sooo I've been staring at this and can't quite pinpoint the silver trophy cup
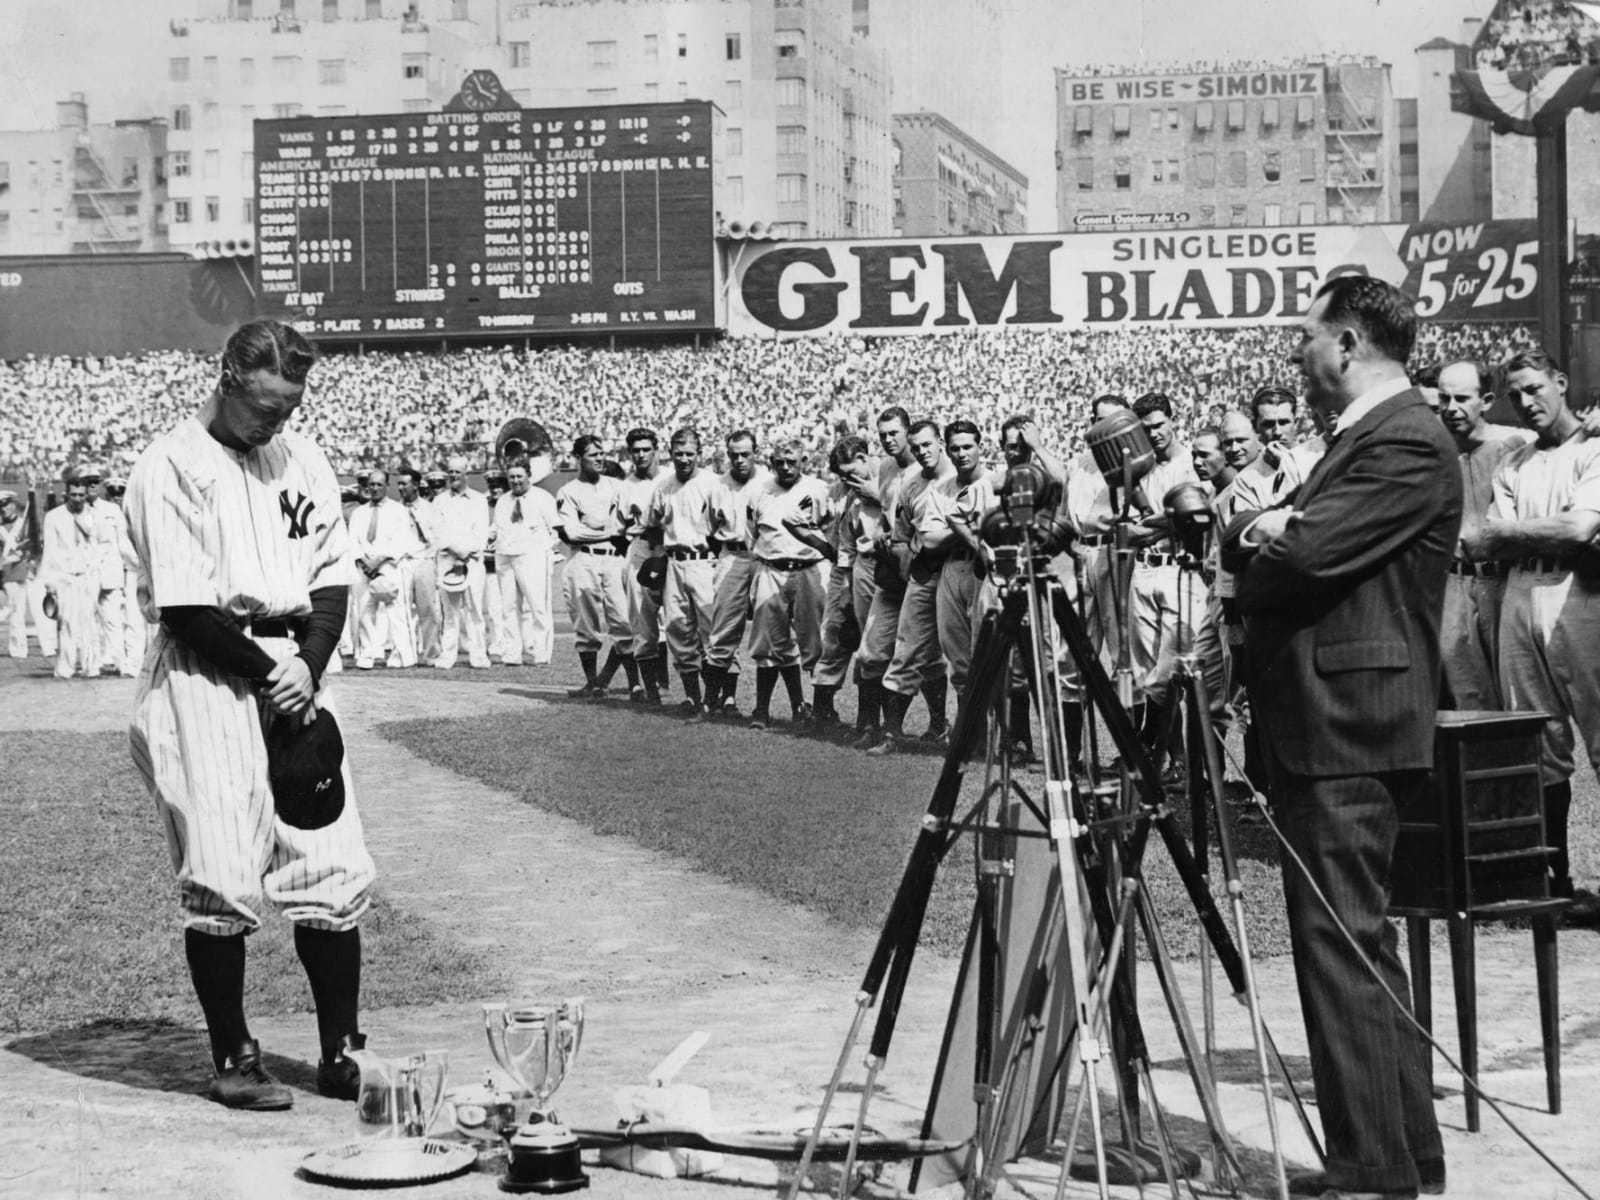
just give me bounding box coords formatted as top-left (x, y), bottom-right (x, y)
top-left (482, 999), bottom-right (588, 1194)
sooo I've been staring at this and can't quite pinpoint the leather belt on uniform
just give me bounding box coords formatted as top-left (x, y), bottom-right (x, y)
top-left (1079, 533), bottom-right (1112, 548)
top-left (1133, 550), bottom-right (1174, 567)
top-left (666, 546), bottom-right (716, 561)
top-left (249, 617), bottom-right (302, 640)
top-left (1517, 555), bottom-right (1575, 575)
top-left (1449, 559), bottom-right (1508, 579)
top-left (717, 540), bottom-right (749, 552)
top-left (575, 544), bottom-right (620, 556)
top-left (759, 556), bottom-right (821, 571)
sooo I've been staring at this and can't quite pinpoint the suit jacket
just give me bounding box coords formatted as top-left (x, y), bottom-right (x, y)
top-left (1221, 387), bottom-right (1462, 777)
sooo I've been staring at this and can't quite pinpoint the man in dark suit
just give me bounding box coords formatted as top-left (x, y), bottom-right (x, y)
top-left (1223, 276), bottom-right (1459, 1200)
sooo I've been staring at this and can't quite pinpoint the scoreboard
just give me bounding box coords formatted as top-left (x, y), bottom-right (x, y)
top-left (253, 101), bottom-right (717, 339)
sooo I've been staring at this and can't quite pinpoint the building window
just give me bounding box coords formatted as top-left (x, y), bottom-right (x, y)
top-left (777, 173), bottom-right (806, 203)
top-left (202, 103), bottom-right (219, 130)
top-left (1112, 105), bottom-right (1130, 136)
top-left (1262, 98), bottom-right (1279, 129)
top-left (170, 151), bottom-right (190, 177)
top-left (280, 0), bottom-right (295, 11)
top-left (1264, 202), bottom-right (1281, 225)
top-left (453, 0), bottom-right (469, 17)
top-left (1074, 106), bottom-right (1093, 136)
top-left (1195, 102), bottom-right (1213, 131)
top-left (778, 125), bottom-right (805, 155)
top-left (205, 196), bottom-right (220, 223)
top-left (1228, 150), bottom-right (1246, 187)
top-left (232, 0), bottom-right (253, 16)
top-left (727, 128), bottom-right (742, 158)
top-left (1230, 202), bottom-right (1248, 225)
top-left (243, 197), bottom-right (255, 223)
top-left (241, 104), bottom-right (255, 125)
top-left (1167, 106), bottom-right (1179, 128)
top-left (402, 53), bottom-right (426, 79)
top-left (323, 0), bottom-right (338, 19)
top-left (273, 102), bottom-right (302, 117)
top-left (1195, 151), bottom-right (1215, 187)
top-left (1198, 204), bottom-right (1214, 225)
top-left (403, 99), bottom-right (430, 112)
top-left (242, 151), bottom-right (254, 180)
top-left (777, 77), bottom-right (804, 107)
top-left (1263, 151), bottom-right (1280, 182)
top-left (727, 176), bottom-right (743, 207)
top-left (677, 32), bottom-right (687, 57)
top-left (172, 105), bottom-right (191, 130)
top-left (203, 150), bottom-right (220, 178)
top-left (587, 87), bottom-right (617, 100)
top-left (1296, 96), bottom-right (1315, 125)
top-left (644, 82), bottom-right (658, 99)
top-left (845, 200), bottom-right (857, 228)
top-left (1299, 201), bottom-right (1317, 224)
top-left (367, 0), bottom-right (381, 15)
top-left (173, 199), bottom-right (191, 223)
top-left (1300, 147), bottom-right (1316, 180)
top-left (1149, 109), bottom-right (1163, 132)
top-left (510, 42), bottom-right (530, 68)
top-left (320, 58), bottom-right (345, 84)
top-left (202, 56), bottom-right (219, 83)
top-left (677, 80), bottom-right (688, 99)
top-left (1075, 156), bottom-right (1093, 190)
top-left (240, 58), bottom-right (255, 85)
top-left (644, 34), bottom-right (658, 61)
top-left (1113, 157), bottom-right (1130, 189)
top-left (725, 33), bottom-right (741, 61)
top-left (273, 55), bottom-right (300, 83)
top-left (1226, 99), bottom-right (1245, 130)
top-left (170, 57), bottom-right (190, 81)
top-left (1150, 159), bottom-right (1164, 184)
top-left (589, 40), bottom-right (616, 67)
top-left (725, 79), bottom-right (742, 110)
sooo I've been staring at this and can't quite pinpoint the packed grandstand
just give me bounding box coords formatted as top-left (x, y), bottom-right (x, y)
top-left (0, 322), bottom-right (1538, 482)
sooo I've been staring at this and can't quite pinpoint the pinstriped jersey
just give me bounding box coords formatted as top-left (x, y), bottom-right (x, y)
top-left (126, 415), bottom-right (353, 625)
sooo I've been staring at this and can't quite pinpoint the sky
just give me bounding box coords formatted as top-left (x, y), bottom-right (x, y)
top-left (0, 0), bottom-right (1490, 226)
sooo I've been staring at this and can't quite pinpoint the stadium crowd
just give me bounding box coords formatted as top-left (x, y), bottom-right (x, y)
top-left (0, 322), bottom-right (1537, 485)
top-left (1474, 0), bottom-right (1600, 72)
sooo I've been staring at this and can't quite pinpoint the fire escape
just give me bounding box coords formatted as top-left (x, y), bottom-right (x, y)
top-left (72, 141), bottom-right (144, 253)
top-left (1324, 65), bottom-right (1385, 223)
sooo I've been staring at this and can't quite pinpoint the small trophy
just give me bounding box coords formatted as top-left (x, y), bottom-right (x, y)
top-left (483, 999), bottom-right (588, 1194)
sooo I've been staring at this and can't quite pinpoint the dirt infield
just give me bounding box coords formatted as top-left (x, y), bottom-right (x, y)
top-left (3, 667), bottom-right (1598, 1199)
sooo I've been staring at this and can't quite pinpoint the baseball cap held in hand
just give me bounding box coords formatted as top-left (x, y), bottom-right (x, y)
top-left (267, 707), bottom-right (346, 830)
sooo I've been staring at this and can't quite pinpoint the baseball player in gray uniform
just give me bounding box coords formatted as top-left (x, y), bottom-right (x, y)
top-left (125, 320), bottom-right (375, 1110)
top-left (1462, 347), bottom-right (1600, 923)
top-left (617, 428), bottom-right (669, 701)
top-left (701, 430), bottom-right (769, 716)
top-left (643, 427), bottom-right (723, 711)
top-left (557, 435), bottom-right (636, 698)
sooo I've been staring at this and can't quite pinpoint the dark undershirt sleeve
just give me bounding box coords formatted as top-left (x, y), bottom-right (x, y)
top-left (160, 606), bottom-right (278, 680)
top-left (296, 586), bottom-right (348, 687)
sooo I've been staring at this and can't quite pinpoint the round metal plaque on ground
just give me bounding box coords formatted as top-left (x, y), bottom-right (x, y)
top-left (299, 1138), bottom-right (478, 1188)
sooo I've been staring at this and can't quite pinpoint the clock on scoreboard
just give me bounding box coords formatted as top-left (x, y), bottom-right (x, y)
top-left (253, 97), bottom-right (717, 339)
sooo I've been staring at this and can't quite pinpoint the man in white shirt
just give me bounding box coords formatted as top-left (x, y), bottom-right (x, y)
top-left (40, 471), bottom-right (101, 679)
top-left (430, 455), bottom-right (491, 669)
top-left (349, 467), bottom-right (416, 669)
top-left (394, 467), bottom-right (439, 665)
top-left (492, 460), bottom-right (559, 666)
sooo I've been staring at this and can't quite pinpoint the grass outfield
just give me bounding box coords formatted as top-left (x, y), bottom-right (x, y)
top-left (0, 729), bottom-right (508, 1035)
top-left (380, 696), bottom-right (1299, 964)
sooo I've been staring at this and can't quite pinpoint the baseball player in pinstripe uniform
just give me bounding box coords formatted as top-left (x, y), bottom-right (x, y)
top-left (643, 427), bottom-right (722, 712)
top-left (806, 436), bottom-right (876, 731)
top-left (850, 407), bottom-right (918, 747)
top-left (744, 438), bottom-right (833, 728)
top-left (701, 430), bottom-right (769, 717)
top-left (933, 420), bottom-right (998, 719)
top-left (1462, 348), bottom-right (1600, 923)
top-left (558, 435), bottom-right (637, 698)
top-left (617, 428), bottom-right (670, 701)
top-left (125, 320), bottom-right (375, 1111)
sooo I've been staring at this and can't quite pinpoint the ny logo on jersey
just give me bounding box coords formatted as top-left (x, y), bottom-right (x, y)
top-left (280, 490), bottom-right (315, 539)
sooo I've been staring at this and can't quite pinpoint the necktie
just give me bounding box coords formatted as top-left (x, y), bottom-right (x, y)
top-left (408, 505), bottom-right (425, 541)
top-left (512, 497), bottom-right (523, 524)
top-left (367, 502), bottom-right (380, 540)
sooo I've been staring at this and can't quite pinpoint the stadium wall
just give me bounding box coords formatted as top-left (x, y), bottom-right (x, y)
top-left (0, 254), bottom-right (257, 358)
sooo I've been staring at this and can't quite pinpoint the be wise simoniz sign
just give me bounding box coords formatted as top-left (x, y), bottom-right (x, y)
top-left (724, 221), bottom-right (1540, 338)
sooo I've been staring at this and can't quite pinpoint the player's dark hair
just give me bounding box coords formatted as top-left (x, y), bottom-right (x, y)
top-left (625, 427), bottom-right (659, 448)
top-left (830, 434), bottom-right (871, 471)
top-left (396, 466), bottom-right (421, 485)
top-left (669, 427), bottom-right (701, 450)
top-left (1504, 347), bottom-right (1564, 377)
top-left (944, 419), bottom-right (980, 444)
top-left (725, 429), bottom-right (757, 451)
top-left (1001, 414), bottom-right (1032, 438)
top-left (1438, 359), bottom-right (1493, 396)
top-left (907, 418), bottom-right (941, 440)
top-left (1313, 274), bottom-right (1418, 366)
top-left (1133, 391), bottom-right (1174, 419)
top-left (221, 319), bottom-right (316, 390)
top-left (1089, 394), bottom-right (1128, 420)
top-left (877, 405), bottom-right (912, 430)
top-left (1250, 385), bottom-right (1298, 421)
top-left (1410, 361), bottom-right (1443, 390)
top-left (572, 434), bottom-right (604, 458)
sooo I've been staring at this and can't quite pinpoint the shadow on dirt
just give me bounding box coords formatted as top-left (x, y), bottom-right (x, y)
top-left (6, 1017), bottom-right (319, 1096)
